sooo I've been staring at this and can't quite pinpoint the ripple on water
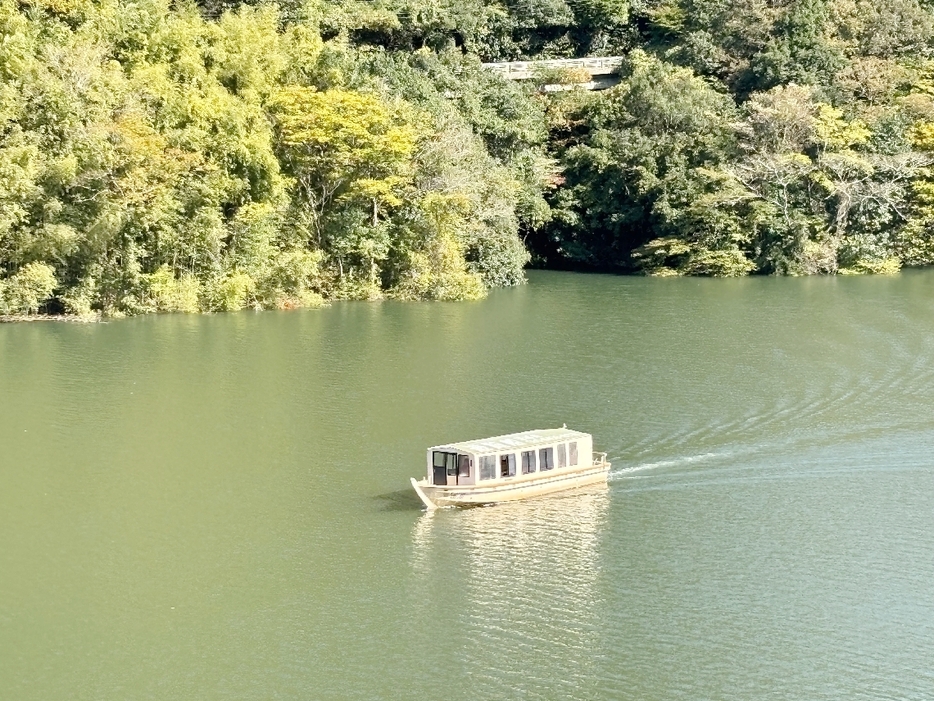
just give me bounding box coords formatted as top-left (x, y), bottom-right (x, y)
top-left (6, 272), bottom-right (934, 700)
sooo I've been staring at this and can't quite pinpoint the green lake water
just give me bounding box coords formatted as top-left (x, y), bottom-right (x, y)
top-left (2, 270), bottom-right (934, 699)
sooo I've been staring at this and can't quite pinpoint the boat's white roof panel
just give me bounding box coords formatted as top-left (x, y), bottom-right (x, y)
top-left (430, 428), bottom-right (590, 455)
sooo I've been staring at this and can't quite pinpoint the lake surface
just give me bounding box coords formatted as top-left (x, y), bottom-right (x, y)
top-left (3, 270), bottom-right (934, 700)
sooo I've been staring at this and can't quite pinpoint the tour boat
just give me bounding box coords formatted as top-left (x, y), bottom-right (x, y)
top-left (410, 427), bottom-right (610, 510)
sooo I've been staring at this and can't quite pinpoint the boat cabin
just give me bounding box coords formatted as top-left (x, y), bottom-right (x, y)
top-left (426, 428), bottom-right (594, 487)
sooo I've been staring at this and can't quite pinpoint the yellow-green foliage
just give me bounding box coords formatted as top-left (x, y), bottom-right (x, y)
top-left (13, 0), bottom-right (934, 299)
top-left (839, 257), bottom-right (902, 275)
top-left (0, 262), bottom-right (57, 315)
top-left (813, 104), bottom-right (871, 151)
top-left (632, 237), bottom-right (692, 273)
top-left (208, 272), bottom-right (257, 311)
top-left (633, 239), bottom-right (755, 277)
top-left (270, 86), bottom-right (421, 214)
top-left (679, 249), bottom-right (757, 277)
top-left (0, 0), bottom-right (536, 317)
top-left (534, 67), bottom-right (593, 87)
top-left (394, 192), bottom-right (486, 301)
top-left (144, 266), bottom-right (201, 313)
top-left (910, 122), bottom-right (934, 151)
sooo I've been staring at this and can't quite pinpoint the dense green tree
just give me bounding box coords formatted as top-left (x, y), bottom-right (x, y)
top-left (0, 0), bottom-right (541, 316)
top-left (751, 0), bottom-right (845, 90)
top-left (8, 0), bottom-right (934, 318)
top-left (547, 52), bottom-right (741, 270)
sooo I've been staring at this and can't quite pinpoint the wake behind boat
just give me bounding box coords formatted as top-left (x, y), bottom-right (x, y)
top-left (411, 427), bottom-right (610, 509)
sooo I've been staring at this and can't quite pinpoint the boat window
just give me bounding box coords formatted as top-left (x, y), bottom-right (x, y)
top-left (521, 450), bottom-right (536, 474)
top-left (500, 453), bottom-right (516, 477)
top-left (458, 454), bottom-right (471, 478)
top-left (569, 442), bottom-right (578, 466)
top-left (539, 447), bottom-right (555, 471)
top-left (446, 452), bottom-right (457, 476)
top-left (479, 455), bottom-right (497, 480)
top-left (557, 443), bottom-right (567, 468)
top-left (433, 451), bottom-right (447, 468)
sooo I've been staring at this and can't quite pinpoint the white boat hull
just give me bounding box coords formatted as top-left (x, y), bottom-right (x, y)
top-left (411, 461), bottom-right (611, 509)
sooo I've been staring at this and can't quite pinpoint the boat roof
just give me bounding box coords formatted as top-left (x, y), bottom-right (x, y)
top-left (430, 428), bottom-right (590, 455)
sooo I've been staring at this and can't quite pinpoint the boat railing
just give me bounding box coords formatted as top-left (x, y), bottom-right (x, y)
top-left (592, 452), bottom-right (608, 467)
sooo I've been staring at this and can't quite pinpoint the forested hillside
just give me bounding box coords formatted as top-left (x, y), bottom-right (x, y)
top-left (3, 0), bottom-right (934, 316)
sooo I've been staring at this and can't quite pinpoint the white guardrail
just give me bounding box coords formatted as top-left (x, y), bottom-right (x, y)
top-left (481, 56), bottom-right (626, 80)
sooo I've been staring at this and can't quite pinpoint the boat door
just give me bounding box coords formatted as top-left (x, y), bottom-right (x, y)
top-left (432, 451), bottom-right (456, 486)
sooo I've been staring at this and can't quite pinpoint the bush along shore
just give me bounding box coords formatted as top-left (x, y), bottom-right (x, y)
top-left (4, 0), bottom-right (934, 318)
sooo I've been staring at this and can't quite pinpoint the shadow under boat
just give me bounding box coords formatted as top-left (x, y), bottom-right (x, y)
top-left (372, 487), bottom-right (425, 512)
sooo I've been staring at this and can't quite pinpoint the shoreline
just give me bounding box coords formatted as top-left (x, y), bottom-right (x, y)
top-left (0, 266), bottom-right (918, 324)
top-left (0, 314), bottom-right (101, 324)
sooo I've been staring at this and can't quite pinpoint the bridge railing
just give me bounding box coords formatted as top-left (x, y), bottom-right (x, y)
top-left (481, 56), bottom-right (625, 79)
